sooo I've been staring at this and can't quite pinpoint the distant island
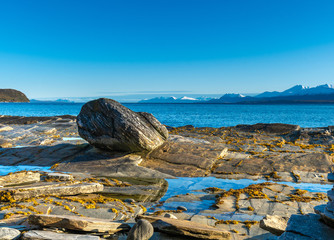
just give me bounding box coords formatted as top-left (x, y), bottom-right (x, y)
top-left (0, 89), bottom-right (29, 102)
top-left (139, 84), bottom-right (334, 104)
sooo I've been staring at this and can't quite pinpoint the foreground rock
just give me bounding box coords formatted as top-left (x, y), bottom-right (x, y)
top-left (317, 185), bottom-right (334, 228)
top-left (278, 213), bottom-right (334, 240)
top-left (22, 230), bottom-right (100, 240)
top-left (28, 214), bottom-right (130, 233)
top-left (260, 215), bottom-right (288, 236)
top-left (139, 215), bottom-right (231, 240)
top-left (0, 227), bottom-right (21, 239)
top-left (127, 219), bottom-right (154, 240)
top-left (0, 171), bottom-right (40, 186)
top-left (1, 182), bottom-right (104, 200)
top-left (77, 98), bottom-right (168, 152)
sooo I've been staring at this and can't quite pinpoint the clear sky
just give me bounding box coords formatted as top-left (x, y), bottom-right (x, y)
top-left (1, 0), bottom-right (334, 99)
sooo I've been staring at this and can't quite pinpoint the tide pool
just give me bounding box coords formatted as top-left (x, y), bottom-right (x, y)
top-left (161, 177), bottom-right (332, 201)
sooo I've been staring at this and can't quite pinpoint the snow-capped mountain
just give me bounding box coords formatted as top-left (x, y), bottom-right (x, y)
top-left (139, 96), bottom-right (212, 103)
top-left (208, 93), bottom-right (252, 103)
top-left (138, 84), bottom-right (334, 104)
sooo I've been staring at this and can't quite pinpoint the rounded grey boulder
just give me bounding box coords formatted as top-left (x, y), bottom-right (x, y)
top-left (77, 98), bottom-right (168, 152)
top-left (0, 227), bottom-right (21, 240)
top-left (127, 219), bottom-right (154, 240)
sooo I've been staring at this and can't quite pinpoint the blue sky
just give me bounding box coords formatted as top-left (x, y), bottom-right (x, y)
top-left (1, 0), bottom-right (334, 100)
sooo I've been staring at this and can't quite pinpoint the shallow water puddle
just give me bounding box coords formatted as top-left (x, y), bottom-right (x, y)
top-left (155, 177), bottom-right (333, 214)
top-left (0, 165), bottom-right (51, 176)
top-left (62, 137), bottom-right (83, 141)
top-left (161, 177), bottom-right (332, 201)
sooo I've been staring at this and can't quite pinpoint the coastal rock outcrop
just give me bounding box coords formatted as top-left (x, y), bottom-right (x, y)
top-left (77, 98), bottom-right (168, 152)
top-left (0, 89), bottom-right (29, 102)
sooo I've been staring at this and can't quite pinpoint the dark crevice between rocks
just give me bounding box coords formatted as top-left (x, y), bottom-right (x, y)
top-left (286, 230), bottom-right (313, 238)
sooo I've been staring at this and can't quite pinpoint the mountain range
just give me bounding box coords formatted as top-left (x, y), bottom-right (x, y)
top-left (139, 84), bottom-right (334, 104)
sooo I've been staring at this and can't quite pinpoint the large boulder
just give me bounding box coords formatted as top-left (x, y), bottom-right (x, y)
top-left (77, 98), bottom-right (168, 152)
top-left (127, 219), bottom-right (154, 240)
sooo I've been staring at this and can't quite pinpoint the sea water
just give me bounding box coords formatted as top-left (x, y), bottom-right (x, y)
top-left (1, 102), bottom-right (334, 128)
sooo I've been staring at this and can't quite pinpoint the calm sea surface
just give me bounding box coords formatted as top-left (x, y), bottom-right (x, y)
top-left (0, 102), bottom-right (334, 127)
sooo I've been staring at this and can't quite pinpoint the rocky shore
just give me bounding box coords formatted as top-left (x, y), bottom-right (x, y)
top-left (0, 98), bottom-right (333, 239)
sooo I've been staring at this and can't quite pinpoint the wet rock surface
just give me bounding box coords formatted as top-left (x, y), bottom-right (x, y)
top-left (77, 98), bottom-right (168, 152)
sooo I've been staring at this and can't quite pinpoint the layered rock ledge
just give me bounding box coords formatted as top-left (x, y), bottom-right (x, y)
top-left (0, 115), bottom-right (333, 183)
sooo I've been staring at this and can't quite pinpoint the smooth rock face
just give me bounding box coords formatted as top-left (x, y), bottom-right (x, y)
top-left (139, 215), bottom-right (231, 240)
top-left (77, 98), bottom-right (168, 152)
top-left (318, 187), bottom-right (334, 228)
top-left (45, 172), bottom-right (74, 181)
top-left (127, 219), bottom-right (154, 240)
top-left (22, 230), bottom-right (100, 240)
top-left (260, 215), bottom-right (288, 236)
top-left (278, 213), bottom-right (334, 240)
top-left (0, 227), bottom-right (21, 240)
top-left (0, 171), bottom-right (40, 187)
top-left (2, 182), bottom-right (103, 200)
top-left (28, 214), bottom-right (130, 233)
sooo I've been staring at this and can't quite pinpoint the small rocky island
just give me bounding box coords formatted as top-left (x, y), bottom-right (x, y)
top-left (0, 89), bottom-right (29, 102)
top-left (0, 98), bottom-right (333, 239)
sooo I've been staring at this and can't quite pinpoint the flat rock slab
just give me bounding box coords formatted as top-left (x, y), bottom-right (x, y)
top-left (1, 182), bottom-right (103, 200)
top-left (147, 142), bottom-right (226, 170)
top-left (278, 213), bottom-right (334, 240)
top-left (0, 227), bottom-right (21, 240)
top-left (45, 172), bottom-right (74, 181)
top-left (22, 230), bottom-right (100, 240)
top-left (28, 214), bottom-right (130, 233)
top-left (260, 215), bottom-right (288, 236)
top-left (138, 215), bottom-right (231, 240)
top-left (235, 123), bottom-right (300, 134)
top-left (0, 171), bottom-right (40, 186)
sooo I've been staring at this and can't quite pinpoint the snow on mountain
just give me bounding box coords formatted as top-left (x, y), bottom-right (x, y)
top-left (220, 93), bottom-right (246, 98)
top-left (138, 84), bottom-right (334, 103)
top-left (180, 96), bottom-right (197, 101)
top-left (208, 93), bottom-right (252, 103)
top-left (139, 96), bottom-right (211, 103)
